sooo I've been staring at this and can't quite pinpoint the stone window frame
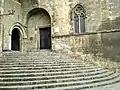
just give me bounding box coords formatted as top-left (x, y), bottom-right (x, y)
top-left (72, 4), bottom-right (86, 34)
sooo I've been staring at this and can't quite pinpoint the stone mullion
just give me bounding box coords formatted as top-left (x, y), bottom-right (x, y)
top-left (78, 15), bottom-right (81, 34)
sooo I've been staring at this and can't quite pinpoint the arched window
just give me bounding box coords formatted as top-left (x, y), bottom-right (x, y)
top-left (73, 4), bottom-right (86, 34)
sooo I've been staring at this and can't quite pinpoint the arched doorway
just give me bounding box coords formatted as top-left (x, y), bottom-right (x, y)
top-left (27, 8), bottom-right (52, 50)
top-left (11, 28), bottom-right (21, 51)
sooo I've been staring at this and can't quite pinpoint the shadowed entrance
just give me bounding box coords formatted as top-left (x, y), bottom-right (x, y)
top-left (11, 28), bottom-right (20, 51)
top-left (27, 8), bottom-right (52, 50)
top-left (40, 27), bottom-right (51, 49)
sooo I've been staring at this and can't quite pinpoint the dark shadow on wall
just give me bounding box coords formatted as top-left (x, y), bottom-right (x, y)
top-left (81, 34), bottom-right (103, 59)
top-left (96, 16), bottom-right (120, 63)
top-left (86, 31), bottom-right (120, 63)
top-left (81, 32), bottom-right (120, 71)
top-left (69, 16), bottom-right (120, 71)
top-left (101, 32), bottom-right (120, 63)
top-left (98, 16), bottom-right (120, 31)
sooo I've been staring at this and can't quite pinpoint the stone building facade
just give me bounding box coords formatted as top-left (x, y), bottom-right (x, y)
top-left (0, 0), bottom-right (120, 71)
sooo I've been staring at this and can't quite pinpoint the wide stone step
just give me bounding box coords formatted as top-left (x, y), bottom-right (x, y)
top-left (0, 51), bottom-right (120, 90)
top-left (0, 66), bottom-right (99, 72)
top-left (0, 64), bottom-right (94, 69)
top-left (0, 64), bottom-right (95, 68)
top-left (0, 69), bottom-right (108, 78)
top-left (0, 58), bottom-right (83, 61)
top-left (0, 61), bottom-right (86, 65)
top-left (1, 55), bottom-right (65, 58)
top-left (0, 68), bottom-right (104, 75)
top-left (40, 77), bottom-right (120, 90)
top-left (0, 74), bottom-right (119, 89)
top-left (0, 68), bottom-right (105, 76)
top-left (0, 62), bottom-right (85, 65)
top-left (0, 72), bottom-right (119, 86)
top-left (0, 62), bottom-right (93, 66)
top-left (1, 57), bottom-right (58, 60)
top-left (0, 71), bottom-right (114, 82)
top-left (0, 60), bottom-right (95, 67)
top-left (0, 58), bottom-right (84, 62)
top-left (0, 59), bottom-right (83, 62)
top-left (0, 65), bottom-right (99, 70)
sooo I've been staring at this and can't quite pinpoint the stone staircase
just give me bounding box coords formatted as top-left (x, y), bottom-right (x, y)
top-left (0, 51), bottom-right (120, 90)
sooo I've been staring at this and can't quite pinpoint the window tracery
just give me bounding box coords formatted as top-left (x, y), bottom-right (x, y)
top-left (73, 4), bottom-right (86, 34)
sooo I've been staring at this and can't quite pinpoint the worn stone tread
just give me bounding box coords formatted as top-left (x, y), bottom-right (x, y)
top-left (0, 51), bottom-right (119, 89)
top-left (0, 75), bottom-right (120, 89)
top-left (0, 71), bottom-right (114, 81)
top-left (0, 68), bottom-right (107, 77)
top-left (0, 72), bottom-right (118, 85)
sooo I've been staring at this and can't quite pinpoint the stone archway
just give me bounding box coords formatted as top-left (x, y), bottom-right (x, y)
top-left (27, 8), bottom-right (52, 50)
top-left (9, 23), bottom-right (27, 51)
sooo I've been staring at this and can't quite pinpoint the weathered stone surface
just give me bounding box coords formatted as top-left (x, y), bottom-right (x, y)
top-left (0, 0), bottom-right (120, 72)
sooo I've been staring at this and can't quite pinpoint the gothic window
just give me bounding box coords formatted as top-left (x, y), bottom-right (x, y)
top-left (73, 4), bottom-right (86, 34)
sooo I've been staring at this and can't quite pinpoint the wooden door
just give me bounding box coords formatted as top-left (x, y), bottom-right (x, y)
top-left (40, 27), bottom-right (51, 49)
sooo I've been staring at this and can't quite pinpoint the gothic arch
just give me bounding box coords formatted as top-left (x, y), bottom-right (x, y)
top-left (9, 22), bottom-right (27, 39)
top-left (72, 4), bottom-right (86, 17)
top-left (9, 23), bottom-right (27, 51)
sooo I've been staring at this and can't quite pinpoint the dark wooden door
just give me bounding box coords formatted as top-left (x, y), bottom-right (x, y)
top-left (40, 27), bottom-right (51, 49)
top-left (11, 29), bottom-right (20, 51)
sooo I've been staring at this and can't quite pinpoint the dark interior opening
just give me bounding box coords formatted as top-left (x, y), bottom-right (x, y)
top-left (40, 27), bottom-right (51, 49)
top-left (11, 28), bottom-right (20, 51)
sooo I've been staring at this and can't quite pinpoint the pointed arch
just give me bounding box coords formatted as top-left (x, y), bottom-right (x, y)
top-left (72, 4), bottom-right (86, 17)
top-left (9, 22), bottom-right (27, 51)
top-left (9, 22), bottom-right (27, 39)
top-left (72, 4), bottom-right (86, 34)
top-left (11, 28), bottom-right (21, 51)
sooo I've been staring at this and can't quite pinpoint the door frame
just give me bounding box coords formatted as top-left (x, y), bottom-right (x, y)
top-left (9, 23), bottom-right (27, 52)
top-left (36, 26), bottom-right (52, 50)
top-left (11, 28), bottom-right (21, 51)
top-left (40, 27), bottom-right (51, 49)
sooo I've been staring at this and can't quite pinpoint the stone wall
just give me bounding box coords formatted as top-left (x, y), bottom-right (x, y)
top-left (20, 0), bottom-right (72, 51)
top-left (0, 0), bottom-right (114, 51)
top-left (53, 30), bottom-right (120, 72)
top-left (0, 0), bottom-right (72, 51)
top-left (52, 36), bottom-right (71, 53)
top-left (1, 0), bottom-right (23, 51)
top-left (52, 0), bottom-right (120, 72)
top-left (0, 0), bottom-right (3, 52)
top-left (98, 0), bottom-right (120, 31)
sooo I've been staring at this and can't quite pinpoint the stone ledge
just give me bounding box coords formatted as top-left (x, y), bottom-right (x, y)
top-left (52, 29), bottom-right (120, 38)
